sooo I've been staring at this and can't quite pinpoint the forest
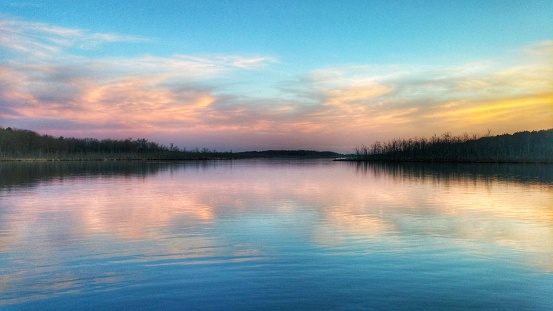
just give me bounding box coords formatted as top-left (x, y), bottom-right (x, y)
top-left (0, 127), bottom-right (340, 160)
top-left (351, 129), bottom-right (553, 163)
top-left (0, 127), bottom-right (234, 160)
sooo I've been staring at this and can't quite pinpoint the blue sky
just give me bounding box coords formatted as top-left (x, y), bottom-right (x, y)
top-left (1, 1), bottom-right (552, 151)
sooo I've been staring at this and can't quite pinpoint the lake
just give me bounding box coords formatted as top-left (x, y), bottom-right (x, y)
top-left (1, 160), bottom-right (552, 310)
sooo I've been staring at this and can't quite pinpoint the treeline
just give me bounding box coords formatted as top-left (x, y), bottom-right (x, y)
top-left (0, 127), bottom-right (341, 161)
top-left (352, 129), bottom-right (553, 163)
top-left (0, 127), bottom-right (232, 160)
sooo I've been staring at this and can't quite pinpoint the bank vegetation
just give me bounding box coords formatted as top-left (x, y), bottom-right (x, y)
top-left (0, 127), bottom-right (234, 160)
top-left (351, 129), bottom-right (553, 163)
top-left (0, 127), bottom-right (340, 161)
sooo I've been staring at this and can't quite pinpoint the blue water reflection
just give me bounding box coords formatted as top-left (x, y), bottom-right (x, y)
top-left (1, 160), bottom-right (552, 310)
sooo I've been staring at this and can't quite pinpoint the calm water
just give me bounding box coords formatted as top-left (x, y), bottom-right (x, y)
top-left (1, 160), bottom-right (552, 310)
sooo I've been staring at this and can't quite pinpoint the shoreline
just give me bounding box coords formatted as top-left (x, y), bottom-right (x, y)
top-left (2, 157), bottom-right (552, 164)
top-left (0, 157), bottom-right (238, 162)
top-left (0, 155), bottom-right (338, 162)
top-left (334, 158), bottom-right (553, 164)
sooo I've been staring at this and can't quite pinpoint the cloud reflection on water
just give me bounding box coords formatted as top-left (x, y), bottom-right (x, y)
top-left (1, 160), bottom-right (552, 273)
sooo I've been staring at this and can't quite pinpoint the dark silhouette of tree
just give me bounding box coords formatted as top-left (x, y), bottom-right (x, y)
top-left (0, 127), bottom-right (234, 160)
top-left (352, 129), bottom-right (553, 163)
top-left (0, 127), bottom-right (342, 160)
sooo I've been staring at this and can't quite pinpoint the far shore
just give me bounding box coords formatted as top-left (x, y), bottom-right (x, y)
top-left (3, 157), bottom-right (552, 164)
top-left (0, 151), bottom-right (342, 162)
top-left (333, 158), bottom-right (553, 164)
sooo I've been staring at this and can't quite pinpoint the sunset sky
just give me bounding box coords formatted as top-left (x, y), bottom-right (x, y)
top-left (1, 1), bottom-right (552, 152)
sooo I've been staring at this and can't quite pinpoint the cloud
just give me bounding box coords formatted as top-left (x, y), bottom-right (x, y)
top-left (0, 17), bottom-right (147, 57)
top-left (1, 16), bottom-right (551, 151)
top-left (0, 18), bottom-right (278, 139)
top-left (523, 40), bottom-right (553, 59)
top-left (293, 44), bottom-right (553, 142)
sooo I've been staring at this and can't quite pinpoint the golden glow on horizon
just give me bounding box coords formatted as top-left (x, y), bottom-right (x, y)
top-left (430, 94), bottom-right (553, 129)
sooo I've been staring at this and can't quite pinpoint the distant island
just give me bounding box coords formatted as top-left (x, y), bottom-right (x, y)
top-left (342, 129), bottom-right (553, 163)
top-left (0, 127), bottom-right (341, 161)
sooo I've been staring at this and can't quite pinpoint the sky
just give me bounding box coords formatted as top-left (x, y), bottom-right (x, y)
top-left (1, 1), bottom-right (552, 152)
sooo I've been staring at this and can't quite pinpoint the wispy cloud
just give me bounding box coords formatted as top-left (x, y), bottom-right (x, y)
top-left (0, 18), bottom-right (147, 57)
top-left (294, 44), bottom-right (553, 143)
top-left (0, 18), bottom-right (280, 145)
top-left (1, 17), bottom-right (551, 151)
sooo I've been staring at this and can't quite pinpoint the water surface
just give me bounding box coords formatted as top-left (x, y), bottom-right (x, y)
top-left (1, 160), bottom-right (552, 310)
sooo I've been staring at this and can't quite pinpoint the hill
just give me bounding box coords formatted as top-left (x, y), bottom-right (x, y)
top-left (234, 150), bottom-right (341, 159)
